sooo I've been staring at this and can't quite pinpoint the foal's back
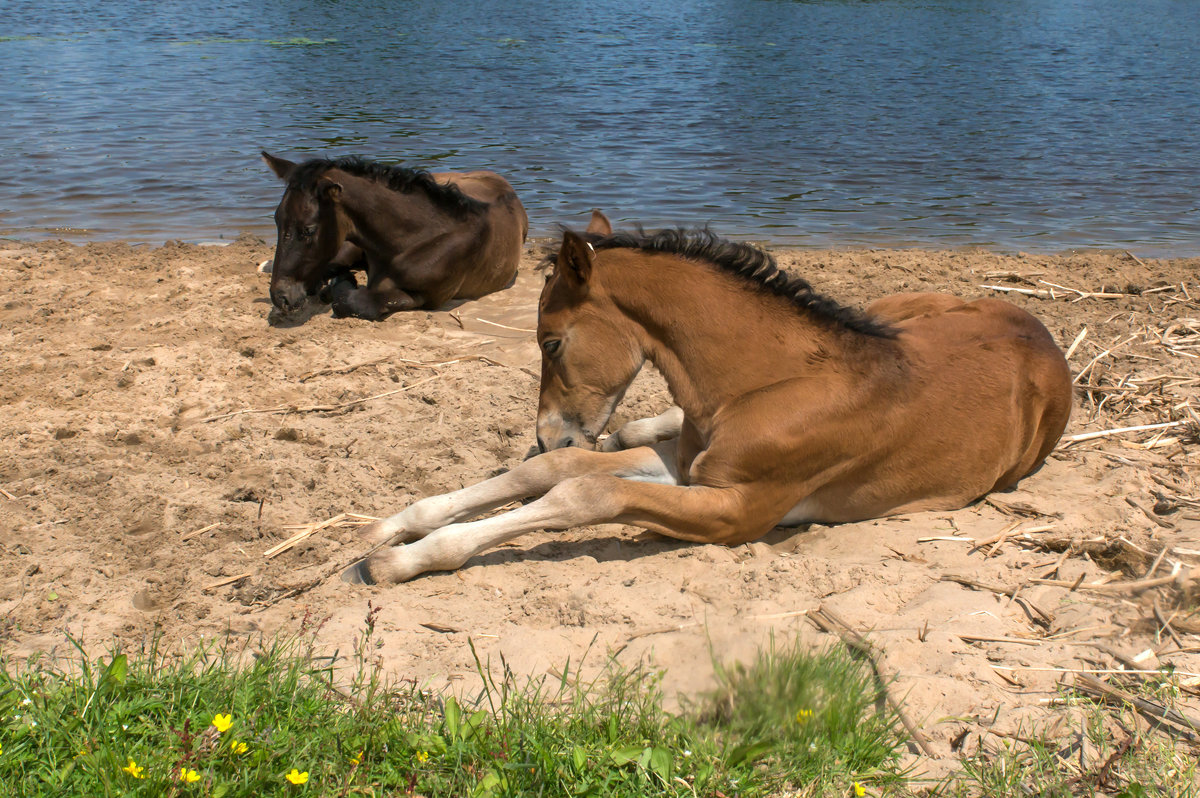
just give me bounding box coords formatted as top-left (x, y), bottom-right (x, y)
top-left (834, 292), bottom-right (1072, 518)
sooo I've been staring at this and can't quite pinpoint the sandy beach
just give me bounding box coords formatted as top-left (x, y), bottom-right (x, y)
top-left (2, 236), bottom-right (1199, 773)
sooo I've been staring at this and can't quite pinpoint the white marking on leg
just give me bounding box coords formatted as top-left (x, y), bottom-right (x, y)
top-left (602, 406), bottom-right (685, 451)
top-left (358, 443), bottom-right (679, 547)
top-left (370, 475), bottom-right (615, 581)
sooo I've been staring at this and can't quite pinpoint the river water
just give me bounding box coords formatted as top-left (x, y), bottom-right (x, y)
top-left (2, 0), bottom-right (1198, 254)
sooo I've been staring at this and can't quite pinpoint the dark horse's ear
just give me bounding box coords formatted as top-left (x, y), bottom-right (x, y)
top-left (262, 151), bottom-right (297, 181)
top-left (317, 177), bottom-right (343, 204)
top-left (556, 230), bottom-right (594, 286)
top-left (585, 210), bottom-right (612, 236)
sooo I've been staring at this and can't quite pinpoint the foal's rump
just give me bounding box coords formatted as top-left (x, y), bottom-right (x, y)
top-left (862, 292), bottom-right (1072, 515)
top-left (436, 170), bottom-right (520, 204)
top-left (865, 291), bottom-right (968, 324)
top-left (434, 170), bottom-right (529, 299)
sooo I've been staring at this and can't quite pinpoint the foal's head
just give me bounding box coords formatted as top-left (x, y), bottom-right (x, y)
top-left (537, 225), bottom-right (644, 452)
top-left (262, 151), bottom-right (351, 312)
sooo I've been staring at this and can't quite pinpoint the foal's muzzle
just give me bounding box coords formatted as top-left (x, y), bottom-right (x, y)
top-left (537, 434), bottom-right (580, 453)
top-left (270, 281), bottom-right (308, 312)
top-left (535, 413), bottom-right (592, 453)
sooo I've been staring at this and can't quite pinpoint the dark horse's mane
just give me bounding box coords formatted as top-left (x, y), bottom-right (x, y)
top-left (287, 156), bottom-right (486, 218)
top-left (565, 228), bottom-right (895, 338)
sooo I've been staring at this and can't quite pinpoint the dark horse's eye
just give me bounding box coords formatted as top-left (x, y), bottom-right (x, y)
top-left (300, 225), bottom-right (317, 239)
top-left (541, 339), bottom-right (561, 356)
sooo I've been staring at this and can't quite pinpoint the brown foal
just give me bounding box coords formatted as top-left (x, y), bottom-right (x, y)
top-left (263, 152), bottom-right (527, 320)
top-left (345, 225), bottom-right (1072, 584)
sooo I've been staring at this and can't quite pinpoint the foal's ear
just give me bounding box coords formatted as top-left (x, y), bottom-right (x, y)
top-left (261, 151), bottom-right (297, 181)
top-left (556, 230), bottom-right (594, 285)
top-left (585, 209), bottom-right (612, 236)
top-left (317, 177), bottom-right (343, 204)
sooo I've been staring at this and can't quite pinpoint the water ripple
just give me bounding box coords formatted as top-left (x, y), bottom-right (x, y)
top-left (0, 0), bottom-right (1198, 255)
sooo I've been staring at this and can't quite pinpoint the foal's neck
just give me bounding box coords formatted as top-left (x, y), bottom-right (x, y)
top-left (336, 171), bottom-right (463, 246)
top-left (605, 252), bottom-right (881, 424)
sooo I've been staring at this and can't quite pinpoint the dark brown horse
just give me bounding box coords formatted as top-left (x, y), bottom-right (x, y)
top-left (262, 152), bottom-right (528, 319)
top-left (342, 225), bottom-right (1072, 583)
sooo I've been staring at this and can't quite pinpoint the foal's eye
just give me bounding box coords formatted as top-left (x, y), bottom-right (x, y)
top-left (541, 339), bottom-right (561, 356)
top-left (300, 225), bottom-right (317, 239)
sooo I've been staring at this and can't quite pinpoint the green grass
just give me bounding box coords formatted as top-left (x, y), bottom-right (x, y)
top-left (3, 609), bottom-right (1196, 797)
top-left (0, 610), bottom-right (904, 797)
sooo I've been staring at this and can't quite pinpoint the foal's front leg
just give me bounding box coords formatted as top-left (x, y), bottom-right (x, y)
top-left (601, 406), bottom-right (684, 452)
top-left (346, 462), bottom-right (776, 585)
top-left (327, 278), bottom-right (423, 319)
top-left (352, 441), bottom-right (681, 547)
top-left (345, 444), bottom-right (681, 584)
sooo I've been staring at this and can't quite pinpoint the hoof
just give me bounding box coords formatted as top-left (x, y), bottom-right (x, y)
top-left (319, 273), bottom-right (357, 305)
top-left (341, 559), bottom-right (375, 585)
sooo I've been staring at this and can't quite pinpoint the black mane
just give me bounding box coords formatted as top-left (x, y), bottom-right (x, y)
top-left (580, 228), bottom-right (895, 338)
top-left (287, 156), bottom-right (486, 217)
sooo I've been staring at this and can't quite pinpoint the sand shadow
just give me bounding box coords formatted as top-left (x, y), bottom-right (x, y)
top-left (424, 523), bottom-right (821, 578)
top-left (264, 298), bottom-right (331, 328)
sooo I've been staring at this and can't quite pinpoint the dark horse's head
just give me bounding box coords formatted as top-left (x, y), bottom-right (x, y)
top-left (262, 151), bottom-right (352, 313)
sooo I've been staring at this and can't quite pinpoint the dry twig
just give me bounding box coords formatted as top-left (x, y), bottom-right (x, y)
top-left (806, 605), bottom-right (937, 757)
top-left (296, 356), bottom-right (390, 382)
top-left (266, 513), bottom-right (379, 559)
top-left (939, 574), bottom-right (1052, 626)
top-left (1073, 674), bottom-right (1200, 742)
top-left (202, 572), bottom-right (253, 592)
top-left (181, 522), bottom-right (220, 542)
top-left (1034, 567), bottom-right (1198, 595)
top-left (1062, 420), bottom-right (1188, 444)
top-left (201, 375), bottom-right (442, 423)
top-left (1064, 326), bottom-right (1089, 360)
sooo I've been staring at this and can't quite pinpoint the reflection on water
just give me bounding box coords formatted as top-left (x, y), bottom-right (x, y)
top-left (1, 0), bottom-right (1198, 255)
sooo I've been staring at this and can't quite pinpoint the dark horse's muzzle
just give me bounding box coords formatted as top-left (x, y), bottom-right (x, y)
top-left (270, 280), bottom-right (308, 313)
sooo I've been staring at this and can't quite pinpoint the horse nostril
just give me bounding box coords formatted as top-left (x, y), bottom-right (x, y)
top-left (536, 436), bottom-right (549, 454)
top-left (563, 437), bottom-right (575, 448)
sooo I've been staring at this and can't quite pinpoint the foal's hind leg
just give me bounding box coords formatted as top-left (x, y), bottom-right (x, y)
top-left (354, 442), bottom-right (682, 547)
top-left (600, 407), bottom-right (684, 452)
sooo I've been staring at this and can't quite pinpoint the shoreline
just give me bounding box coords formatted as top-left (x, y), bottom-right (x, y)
top-left (2, 229), bottom-right (1197, 260)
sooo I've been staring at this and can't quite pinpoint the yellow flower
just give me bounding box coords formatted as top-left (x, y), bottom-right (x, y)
top-left (0, 742), bottom-right (3, 755)
top-left (122, 759), bottom-right (145, 779)
top-left (211, 713), bottom-right (233, 733)
top-left (179, 767), bottom-right (201, 783)
top-left (285, 768), bottom-right (310, 785)
top-left (795, 708), bottom-right (813, 723)
top-left (349, 751), bottom-right (363, 766)
top-left (853, 782), bottom-right (866, 797)
top-left (415, 750), bottom-right (429, 763)
top-left (230, 739), bottom-right (249, 755)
